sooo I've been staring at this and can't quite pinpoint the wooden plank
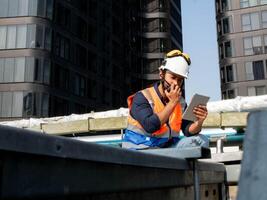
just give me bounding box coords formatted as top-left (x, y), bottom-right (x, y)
top-left (42, 120), bottom-right (89, 135)
top-left (203, 113), bottom-right (221, 127)
top-left (221, 112), bottom-right (248, 127)
top-left (30, 112), bottom-right (249, 135)
top-left (89, 116), bottom-right (127, 131)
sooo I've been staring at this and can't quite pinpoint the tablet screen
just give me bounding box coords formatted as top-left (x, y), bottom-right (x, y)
top-left (182, 94), bottom-right (210, 121)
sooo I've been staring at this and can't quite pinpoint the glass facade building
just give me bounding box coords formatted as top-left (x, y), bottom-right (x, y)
top-left (216, 0), bottom-right (267, 99)
top-left (0, 0), bottom-right (182, 120)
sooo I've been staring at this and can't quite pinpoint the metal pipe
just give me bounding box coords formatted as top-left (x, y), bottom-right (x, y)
top-left (216, 139), bottom-right (224, 153)
top-left (193, 160), bottom-right (200, 200)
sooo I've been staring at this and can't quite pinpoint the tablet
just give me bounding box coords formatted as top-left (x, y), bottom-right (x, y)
top-left (182, 94), bottom-right (210, 121)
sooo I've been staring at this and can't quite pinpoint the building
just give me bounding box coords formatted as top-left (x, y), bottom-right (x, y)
top-left (215, 0), bottom-right (267, 99)
top-left (0, 0), bottom-right (182, 120)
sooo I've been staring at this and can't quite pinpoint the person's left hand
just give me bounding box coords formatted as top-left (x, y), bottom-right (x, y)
top-left (193, 105), bottom-right (208, 122)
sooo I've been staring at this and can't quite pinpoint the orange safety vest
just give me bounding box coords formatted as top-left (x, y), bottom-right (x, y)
top-left (127, 86), bottom-right (182, 139)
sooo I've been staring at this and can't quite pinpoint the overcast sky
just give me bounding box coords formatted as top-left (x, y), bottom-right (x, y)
top-left (181, 0), bottom-right (221, 102)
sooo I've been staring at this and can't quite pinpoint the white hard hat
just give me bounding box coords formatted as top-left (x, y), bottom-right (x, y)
top-left (159, 56), bottom-right (190, 78)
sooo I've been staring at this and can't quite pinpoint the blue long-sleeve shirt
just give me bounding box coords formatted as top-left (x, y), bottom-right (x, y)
top-left (130, 82), bottom-right (194, 136)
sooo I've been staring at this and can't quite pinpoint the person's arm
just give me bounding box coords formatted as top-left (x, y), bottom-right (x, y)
top-left (188, 105), bottom-right (208, 134)
top-left (157, 84), bottom-right (182, 126)
top-left (130, 92), bottom-right (161, 133)
top-left (181, 119), bottom-right (193, 136)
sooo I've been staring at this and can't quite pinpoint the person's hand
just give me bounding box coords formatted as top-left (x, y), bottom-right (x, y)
top-left (165, 83), bottom-right (181, 104)
top-left (193, 105), bottom-right (208, 122)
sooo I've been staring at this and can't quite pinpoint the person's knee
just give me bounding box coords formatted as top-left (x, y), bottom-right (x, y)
top-left (196, 134), bottom-right (209, 148)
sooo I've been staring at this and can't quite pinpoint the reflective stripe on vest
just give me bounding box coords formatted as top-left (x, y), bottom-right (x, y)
top-left (127, 86), bottom-right (182, 139)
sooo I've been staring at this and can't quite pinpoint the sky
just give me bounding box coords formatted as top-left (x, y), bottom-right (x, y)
top-left (181, 0), bottom-right (221, 102)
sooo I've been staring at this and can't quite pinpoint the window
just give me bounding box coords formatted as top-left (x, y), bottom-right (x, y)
top-left (18, 0), bottom-right (29, 16)
top-left (35, 25), bottom-right (43, 48)
top-left (0, 24), bottom-right (51, 50)
top-left (56, 3), bottom-right (71, 28)
top-left (88, 51), bottom-right (97, 72)
top-left (0, 57), bottom-right (50, 84)
top-left (46, 0), bottom-right (53, 19)
top-left (226, 65), bottom-right (236, 82)
top-left (245, 60), bottom-right (265, 80)
top-left (42, 93), bottom-right (49, 117)
top-left (260, 0), bottom-right (267, 4)
top-left (0, 26), bottom-right (6, 49)
top-left (240, 0), bottom-right (257, 8)
top-left (2, 92), bottom-right (12, 117)
top-left (222, 89), bottom-right (236, 99)
top-left (256, 86), bottom-right (266, 95)
top-left (248, 86), bottom-right (266, 96)
top-left (56, 66), bottom-right (69, 90)
top-left (222, 91), bottom-right (227, 99)
top-left (12, 92), bottom-right (23, 117)
top-left (28, 0), bottom-right (38, 16)
top-left (4, 58), bottom-right (15, 82)
top-left (246, 62), bottom-right (254, 80)
top-left (43, 59), bottom-right (50, 84)
top-left (244, 36), bottom-right (263, 55)
top-left (242, 13), bottom-right (260, 31)
top-left (217, 21), bottom-right (222, 36)
top-left (8, 0), bottom-right (19, 17)
top-left (34, 58), bottom-right (41, 81)
top-left (37, 0), bottom-right (45, 17)
top-left (253, 61), bottom-right (265, 80)
top-left (222, 17), bottom-right (231, 34)
top-left (221, 0), bottom-right (231, 11)
top-left (0, 0), bottom-right (52, 18)
top-left (23, 92), bottom-right (36, 116)
top-left (16, 25), bottom-right (27, 48)
top-left (26, 24), bottom-right (36, 48)
top-left (262, 11), bottom-right (267, 28)
top-left (75, 44), bottom-right (87, 68)
top-left (25, 57), bottom-right (34, 82)
top-left (0, 0), bottom-right (8, 17)
top-left (264, 35), bottom-right (267, 53)
top-left (44, 27), bottom-right (51, 50)
top-left (228, 89), bottom-right (236, 99)
top-left (74, 74), bottom-right (86, 97)
top-left (0, 59), bottom-right (3, 82)
top-left (0, 91), bottom-right (49, 118)
top-left (88, 79), bottom-right (97, 99)
top-left (225, 41), bottom-right (232, 57)
top-left (220, 67), bottom-right (226, 83)
top-left (7, 26), bottom-right (16, 49)
top-left (55, 34), bottom-right (70, 59)
top-left (14, 57), bottom-right (25, 82)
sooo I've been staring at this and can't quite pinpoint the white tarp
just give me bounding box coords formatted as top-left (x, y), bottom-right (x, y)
top-left (207, 95), bottom-right (267, 113)
top-left (1, 95), bottom-right (267, 129)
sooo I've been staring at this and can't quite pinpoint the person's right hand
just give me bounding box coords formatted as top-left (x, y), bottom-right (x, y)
top-left (165, 83), bottom-right (181, 104)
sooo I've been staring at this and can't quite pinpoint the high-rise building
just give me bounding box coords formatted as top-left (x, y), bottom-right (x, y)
top-left (215, 0), bottom-right (267, 99)
top-left (0, 0), bottom-right (182, 120)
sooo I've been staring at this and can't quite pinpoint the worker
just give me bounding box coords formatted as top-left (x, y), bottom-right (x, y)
top-left (122, 50), bottom-right (209, 150)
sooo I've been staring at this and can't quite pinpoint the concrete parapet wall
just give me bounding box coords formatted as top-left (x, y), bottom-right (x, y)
top-left (0, 125), bottom-right (226, 199)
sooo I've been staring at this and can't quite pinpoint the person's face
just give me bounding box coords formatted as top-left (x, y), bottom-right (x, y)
top-left (160, 70), bottom-right (184, 87)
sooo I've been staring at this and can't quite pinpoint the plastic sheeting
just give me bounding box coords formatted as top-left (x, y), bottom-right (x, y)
top-left (207, 95), bottom-right (267, 113)
top-left (1, 95), bottom-right (267, 129)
